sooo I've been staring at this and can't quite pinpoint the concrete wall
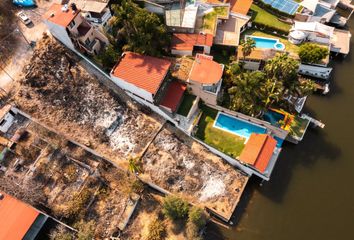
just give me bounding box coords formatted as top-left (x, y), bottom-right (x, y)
top-left (186, 96), bottom-right (200, 121)
top-left (0, 113), bottom-right (14, 133)
top-left (144, 1), bottom-right (165, 15)
top-left (110, 75), bottom-right (155, 103)
top-left (171, 49), bottom-right (193, 56)
top-left (240, 60), bottom-right (261, 70)
top-left (188, 81), bottom-right (218, 106)
top-left (44, 20), bottom-right (76, 50)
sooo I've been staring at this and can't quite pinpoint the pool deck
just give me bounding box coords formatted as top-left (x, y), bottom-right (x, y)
top-left (213, 111), bottom-right (267, 141)
top-left (195, 104), bottom-right (289, 181)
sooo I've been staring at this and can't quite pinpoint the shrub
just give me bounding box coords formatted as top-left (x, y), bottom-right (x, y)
top-left (188, 207), bottom-right (207, 229)
top-left (162, 195), bottom-right (189, 220)
top-left (75, 220), bottom-right (95, 240)
top-left (298, 43), bottom-right (329, 64)
top-left (147, 219), bottom-right (166, 240)
top-left (252, 22), bottom-right (289, 36)
top-left (50, 225), bottom-right (73, 240)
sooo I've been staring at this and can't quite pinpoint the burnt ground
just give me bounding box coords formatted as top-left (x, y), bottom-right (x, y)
top-left (12, 36), bottom-right (163, 166)
top-left (0, 110), bottom-right (138, 239)
top-left (140, 123), bottom-right (250, 221)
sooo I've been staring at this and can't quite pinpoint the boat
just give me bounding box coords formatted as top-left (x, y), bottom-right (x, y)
top-left (13, 0), bottom-right (36, 8)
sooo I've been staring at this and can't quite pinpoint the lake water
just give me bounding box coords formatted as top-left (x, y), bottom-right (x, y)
top-left (207, 18), bottom-right (354, 240)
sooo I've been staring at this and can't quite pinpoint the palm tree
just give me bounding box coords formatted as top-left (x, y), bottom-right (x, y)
top-left (128, 156), bottom-right (141, 174)
top-left (240, 38), bottom-right (256, 61)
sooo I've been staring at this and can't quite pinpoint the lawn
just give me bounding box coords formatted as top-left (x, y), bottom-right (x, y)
top-left (289, 116), bottom-right (310, 140)
top-left (202, 6), bottom-right (229, 34)
top-left (195, 105), bottom-right (245, 158)
top-left (250, 4), bottom-right (292, 33)
top-left (177, 93), bottom-right (196, 117)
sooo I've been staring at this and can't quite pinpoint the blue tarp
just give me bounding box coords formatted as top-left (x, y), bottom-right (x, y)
top-left (13, 0), bottom-right (36, 7)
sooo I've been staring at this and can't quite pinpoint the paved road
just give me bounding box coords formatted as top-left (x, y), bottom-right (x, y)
top-left (0, 0), bottom-right (53, 92)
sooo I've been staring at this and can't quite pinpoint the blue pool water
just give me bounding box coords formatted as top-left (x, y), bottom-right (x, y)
top-left (248, 36), bottom-right (285, 50)
top-left (263, 110), bottom-right (285, 127)
top-left (214, 113), bottom-right (267, 139)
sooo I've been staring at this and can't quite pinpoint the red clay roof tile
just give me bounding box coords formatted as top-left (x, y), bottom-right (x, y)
top-left (111, 52), bottom-right (172, 94)
top-left (43, 3), bottom-right (80, 27)
top-left (0, 192), bottom-right (39, 240)
top-left (171, 33), bottom-right (213, 50)
top-left (239, 134), bottom-right (277, 173)
top-left (160, 81), bottom-right (186, 112)
top-left (189, 55), bottom-right (223, 84)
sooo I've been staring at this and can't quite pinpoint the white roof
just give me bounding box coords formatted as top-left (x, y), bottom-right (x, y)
top-left (165, 4), bottom-right (198, 28)
top-left (300, 0), bottom-right (319, 12)
top-left (182, 5), bottom-right (198, 28)
top-left (290, 30), bottom-right (307, 40)
top-left (293, 21), bottom-right (334, 37)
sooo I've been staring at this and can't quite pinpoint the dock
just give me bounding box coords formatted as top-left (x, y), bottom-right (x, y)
top-left (301, 114), bottom-right (325, 128)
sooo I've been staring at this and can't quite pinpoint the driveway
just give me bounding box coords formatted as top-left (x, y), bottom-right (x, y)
top-left (0, 0), bottom-right (53, 92)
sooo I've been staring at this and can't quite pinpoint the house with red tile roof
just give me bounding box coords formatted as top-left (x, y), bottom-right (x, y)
top-left (43, 3), bottom-right (109, 55)
top-left (171, 33), bottom-right (213, 56)
top-left (0, 192), bottom-right (48, 240)
top-left (239, 133), bottom-right (279, 176)
top-left (111, 52), bottom-right (187, 113)
top-left (187, 54), bottom-right (224, 105)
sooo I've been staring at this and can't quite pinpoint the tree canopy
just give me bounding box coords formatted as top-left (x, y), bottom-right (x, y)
top-left (109, 0), bottom-right (170, 56)
top-left (298, 43), bottom-right (329, 64)
top-left (226, 53), bottom-right (315, 115)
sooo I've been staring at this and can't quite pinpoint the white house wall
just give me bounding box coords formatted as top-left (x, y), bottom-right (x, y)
top-left (0, 113), bottom-right (14, 133)
top-left (44, 20), bottom-right (76, 50)
top-left (110, 75), bottom-right (154, 103)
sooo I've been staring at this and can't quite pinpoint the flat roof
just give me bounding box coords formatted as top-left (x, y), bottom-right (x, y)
top-left (0, 192), bottom-right (39, 240)
top-left (171, 33), bottom-right (213, 50)
top-left (43, 3), bottom-right (80, 27)
top-left (160, 81), bottom-right (186, 112)
top-left (189, 55), bottom-right (223, 84)
top-left (214, 15), bottom-right (249, 46)
top-left (331, 28), bottom-right (352, 54)
top-left (69, 0), bottom-right (108, 13)
top-left (165, 4), bottom-right (198, 29)
top-left (239, 134), bottom-right (277, 173)
top-left (111, 52), bottom-right (171, 94)
top-left (0, 104), bottom-right (12, 120)
top-left (237, 46), bottom-right (278, 60)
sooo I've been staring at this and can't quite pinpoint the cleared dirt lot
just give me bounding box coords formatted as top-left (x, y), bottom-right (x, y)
top-left (12, 36), bottom-right (163, 166)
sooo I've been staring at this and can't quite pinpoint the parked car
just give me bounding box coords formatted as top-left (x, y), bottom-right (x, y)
top-left (17, 11), bottom-right (32, 25)
top-left (13, 0), bottom-right (36, 8)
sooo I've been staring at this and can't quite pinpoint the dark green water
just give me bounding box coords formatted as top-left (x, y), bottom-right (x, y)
top-left (209, 19), bottom-right (354, 240)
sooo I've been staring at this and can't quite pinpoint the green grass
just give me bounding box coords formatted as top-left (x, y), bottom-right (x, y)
top-left (250, 4), bottom-right (291, 33)
top-left (177, 94), bottom-right (196, 117)
top-left (289, 116), bottom-right (309, 139)
top-left (202, 6), bottom-right (229, 34)
top-left (195, 105), bottom-right (246, 158)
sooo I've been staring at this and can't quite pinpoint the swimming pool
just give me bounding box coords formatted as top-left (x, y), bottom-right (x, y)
top-left (263, 110), bottom-right (285, 127)
top-left (246, 36), bottom-right (285, 51)
top-left (213, 112), bottom-right (267, 140)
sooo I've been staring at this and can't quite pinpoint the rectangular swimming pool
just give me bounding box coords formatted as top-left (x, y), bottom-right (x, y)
top-left (213, 112), bottom-right (267, 139)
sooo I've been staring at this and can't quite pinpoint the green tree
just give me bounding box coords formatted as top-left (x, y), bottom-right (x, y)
top-left (298, 43), bottom-right (329, 64)
top-left (147, 219), bottom-right (166, 240)
top-left (228, 71), bottom-right (266, 116)
top-left (95, 44), bottom-right (120, 71)
top-left (109, 0), bottom-right (170, 56)
top-left (162, 195), bottom-right (189, 220)
top-left (240, 38), bottom-right (256, 61)
top-left (188, 207), bottom-right (207, 229)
